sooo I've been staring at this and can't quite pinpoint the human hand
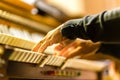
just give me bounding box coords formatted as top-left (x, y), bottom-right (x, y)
top-left (32, 24), bottom-right (67, 53)
top-left (54, 38), bottom-right (101, 58)
top-left (32, 18), bottom-right (87, 53)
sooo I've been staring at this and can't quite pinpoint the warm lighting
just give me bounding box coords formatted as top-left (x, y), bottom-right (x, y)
top-left (21, 0), bottom-right (36, 5)
top-left (46, 0), bottom-right (85, 17)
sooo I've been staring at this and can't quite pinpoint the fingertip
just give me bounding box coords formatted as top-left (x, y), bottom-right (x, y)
top-left (32, 43), bottom-right (41, 51)
top-left (38, 44), bottom-right (47, 53)
top-left (38, 48), bottom-right (44, 53)
top-left (32, 46), bottom-right (39, 52)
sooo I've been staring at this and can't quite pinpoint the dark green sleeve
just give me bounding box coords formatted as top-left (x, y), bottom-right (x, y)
top-left (61, 8), bottom-right (120, 43)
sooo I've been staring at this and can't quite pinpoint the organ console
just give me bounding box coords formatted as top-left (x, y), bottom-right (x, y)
top-left (0, 1), bottom-right (119, 80)
top-left (0, 46), bottom-right (119, 80)
top-left (0, 24), bottom-right (119, 80)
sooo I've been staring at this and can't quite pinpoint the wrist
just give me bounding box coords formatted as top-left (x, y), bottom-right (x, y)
top-left (61, 19), bottom-right (89, 40)
top-left (61, 23), bottom-right (77, 40)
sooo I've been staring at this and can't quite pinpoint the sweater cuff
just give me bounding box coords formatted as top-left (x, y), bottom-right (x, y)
top-left (61, 20), bottom-right (89, 40)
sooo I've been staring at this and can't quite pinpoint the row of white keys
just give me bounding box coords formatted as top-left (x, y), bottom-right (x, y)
top-left (46, 56), bottom-right (66, 66)
top-left (0, 23), bottom-right (44, 44)
top-left (0, 33), bottom-right (14, 45)
top-left (23, 40), bottom-right (35, 50)
top-left (39, 55), bottom-right (66, 67)
top-left (0, 34), bottom-right (18, 48)
top-left (8, 47), bottom-right (66, 67)
top-left (9, 48), bottom-right (45, 64)
top-left (0, 33), bottom-right (36, 49)
top-left (22, 49), bottom-right (44, 63)
top-left (1, 33), bottom-right (13, 45)
top-left (25, 51), bottom-right (45, 63)
top-left (9, 49), bottom-right (27, 61)
top-left (53, 56), bottom-right (66, 66)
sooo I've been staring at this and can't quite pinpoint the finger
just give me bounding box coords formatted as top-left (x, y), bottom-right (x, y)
top-left (38, 41), bottom-right (52, 53)
top-left (59, 47), bottom-right (74, 57)
top-left (60, 46), bottom-right (81, 58)
top-left (59, 42), bottom-right (79, 56)
top-left (58, 40), bottom-right (79, 55)
top-left (66, 46), bottom-right (81, 58)
top-left (32, 43), bottom-right (43, 52)
top-left (32, 39), bottom-right (45, 52)
top-left (54, 43), bottom-right (64, 51)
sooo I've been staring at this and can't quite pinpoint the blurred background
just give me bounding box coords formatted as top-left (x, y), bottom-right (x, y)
top-left (0, 0), bottom-right (120, 45)
top-left (1, 0), bottom-right (120, 34)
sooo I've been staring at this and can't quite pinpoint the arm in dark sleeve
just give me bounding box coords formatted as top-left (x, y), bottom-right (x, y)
top-left (61, 8), bottom-right (120, 43)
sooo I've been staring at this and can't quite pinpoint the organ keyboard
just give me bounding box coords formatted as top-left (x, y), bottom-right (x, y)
top-left (0, 33), bottom-right (35, 50)
top-left (0, 45), bottom-right (118, 80)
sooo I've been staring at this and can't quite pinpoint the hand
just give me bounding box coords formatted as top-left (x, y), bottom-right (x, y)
top-left (54, 38), bottom-right (101, 58)
top-left (32, 19), bottom-right (87, 53)
top-left (32, 24), bottom-right (67, 52)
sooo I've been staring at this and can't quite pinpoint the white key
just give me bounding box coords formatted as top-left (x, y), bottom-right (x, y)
top-left (2, 35), bottom-right (9, 44)
top-left (13, 50), bottom-right (22, 61)
top-left (9, 51), bottom-right (18, 60)
top-left (25, 52), bottom-right (35, 63)
top-left (17, 51), bottom-right (26, 62)
top-left (29, 52), bottom-right (38, 63)
top-left (39, 55), bottom-right (51, 67)
top-left (21, 51), bottom-right (30, 62)
top-left (36, 54), bottom-right (45, 63)
top-left (46, 55), bottom-right (55, 65)
top-left (56, 57), bottom-right (66, 66)
top-left (52, 56), bottom-right (59, 66)
top-left (5, 36), bottom-right (12, 45)
top-left (34, 53), bottom-right (44, 63)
